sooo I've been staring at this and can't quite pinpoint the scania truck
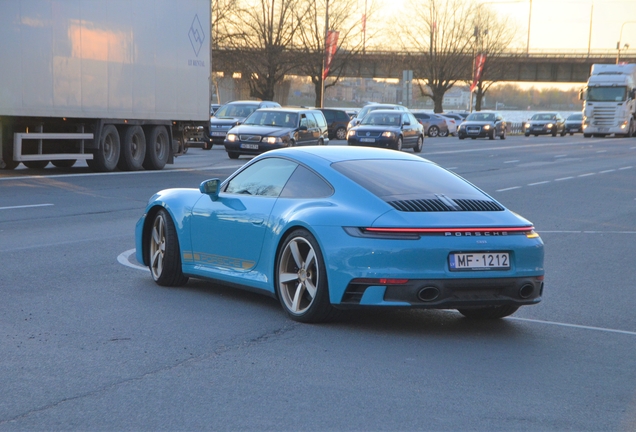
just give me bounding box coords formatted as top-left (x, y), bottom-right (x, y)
top-left (0, 0), bottom-right (210, 171)
top-left (581, 63), bottom-right (636, 138)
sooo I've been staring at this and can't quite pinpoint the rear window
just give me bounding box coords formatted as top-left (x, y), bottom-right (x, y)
top-left (331, 159), bottom-right (489, 202)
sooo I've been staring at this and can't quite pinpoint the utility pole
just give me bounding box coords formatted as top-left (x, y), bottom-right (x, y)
top-left (320, 0), bottom-right (329, 108)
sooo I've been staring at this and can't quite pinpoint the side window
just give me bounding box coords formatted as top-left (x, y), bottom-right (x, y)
top-left (300, 114), bottom-right (309, 128)
top-left (337, 111), bottom-right (349, 121)
top-left (314, 112), bottom-right (327, 129)
top-left (280, 165), bottom-right (334, 199)
top-left (322, 110), bottom-right (334, 122)
top-left (402, 114), bottom-right (409, 124)
top-left (409, 113), bottom-right (418, 125)
top-left (225, 158), bottom-right (298, 197)
top-left (306, 113), bottom-right (318, 129)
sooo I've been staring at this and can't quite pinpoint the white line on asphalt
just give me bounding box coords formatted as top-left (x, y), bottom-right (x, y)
top-left (446, 167), bottom-right (458, 170)
top-left (578, 173), bottom-right (595, 177)
top-left (0, 203), bottom-right (54, 210)
top-left (117, 249), bottom-right (149, 272)
top-left (596, 150), bottom-right (607, 153)
top-left (599, 169), bottom-right (616, 173)
top-left (496, 186), bottom-right (522, 192)
top-left (619, 166), bottom-right (633, 170)
top-left (554, 154), bottom-right (567, 158)
top-left (503, 160), bottom-right (519, 163)
top-left (555, 176), bottom-right (574, 181)
top-left (528, 181), bottom-right (550, 186)
top-left (507, 317), bottom-right (636, 337)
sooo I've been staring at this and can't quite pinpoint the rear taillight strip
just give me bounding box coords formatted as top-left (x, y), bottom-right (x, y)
top-left (364, 226), bottom-right (534, 234)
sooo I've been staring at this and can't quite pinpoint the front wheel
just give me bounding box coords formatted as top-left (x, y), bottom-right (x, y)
top-left (23, 160), bottom-right (49, 169)
top-left (438, 129), bottom-right (449, 137)
top-left (276, 229), bottom-right (336, 323)
top-left (392, 136), bottom-right (403, 151)
top-left (335, 127), bottom-right (347, 140)
top-left (500, 129), bottom-right (506, 140)
top-left (489, 130), bottom-right (496, 140)
top-left (583, 133), bottom-right (591, 138)
top-left (51, 159), bottom-right (76, 168)
top-left (414, 135), bottom-right (423, 153)
top-left (457, 305), bottom-right (519, 319)
top-left (148, 209), bottom-right (189, 286)
top-left (227, 151), bottom-right (240, 159)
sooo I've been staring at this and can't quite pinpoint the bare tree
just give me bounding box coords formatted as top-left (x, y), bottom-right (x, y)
top-left (211, 0), bottom-right (238, 49)
top-left (222, 0), bottom-right (304, 101)
top-left (295, 0), bottom-right (380, 107)
top-left (396, 0), bottom-right (476, 113)
top-left (467, 5), bottom-right (518, 111)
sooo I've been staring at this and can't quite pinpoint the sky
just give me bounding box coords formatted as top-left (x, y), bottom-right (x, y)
top-left (377, 0), bottom-right (636, 53)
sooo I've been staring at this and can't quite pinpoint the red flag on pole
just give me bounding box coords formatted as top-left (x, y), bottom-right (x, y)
top-left (323, 30), bottom-right (339, 80)
top-left (470, 53), bottom-right (487, 92)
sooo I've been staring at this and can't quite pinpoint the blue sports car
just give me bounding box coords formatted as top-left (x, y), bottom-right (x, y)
top-left (135, 146), bottom-right (544, 323)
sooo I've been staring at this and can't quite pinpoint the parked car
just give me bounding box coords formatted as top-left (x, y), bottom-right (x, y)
top-left (135, 146), bottom-right (544, 323)
top-left (438, 114), bottom-right (458, 136)
top-left (224, 108), bottom-right (329, 159)
top-left (457, 111), bottom-right (507, 140)
top-left (347, 103), bottom-right (409, 130)
top-left (441, 112), bottom-right (466, 125)
top-left (411, 111), bottom-right (450, 137)
top-left (206, 100), bottom-right (281, 149)
top-left (347, 110), bottom-right (424, 152)
top-left (524, 112), bottom-right (566, 137)
top-left (564, 113), bottom-right (583, 135)
top-left (319, 108), bottom-right (352, 140)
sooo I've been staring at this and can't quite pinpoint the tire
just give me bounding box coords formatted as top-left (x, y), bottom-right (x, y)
top-left (458, 136), bottom-right (465, 140)
top-left (148, 209), bottom-right (189, 287)
top-left (317, 139), bottom-right (324, 146)
top-left (335, 127), bottom-right (347, 140)
top-left (118, 125), bottom-right (146, 171)
top-left (524, 133), bottom-right (530, 137)
top-left (289, 139), bottom-right (296, 147)
top-left (427, 125), bottom-right (439, 137)
top-left (569, 132), bottom-right (574, 136)
top-left (500, 129), bottom-right (506, 140)
top-left (552, 129), bottom-right (557, 137)
top-left (23, 160), bottom-right (49, 169)
top-left (275, 229), bottom-right (336, 323)
top-left (583, 133), bottom-right (591, 138)
top-left (414, 135), bottom-right (423, 153)
top-left (392, 136), bottom-right (403, 151)
top-left (489, 129), bottom-right (495, 140)
top-left (1, 133), bottom-right (19, 170)
top-left (560, 128), bottom-right (566, 137)
top-left (457, 305), bottom-right (519, 319)
top-left (202, 141), bottom-right (213, 150)
top-left (51, 159), bottom-right (76, 168)
top-left (93, 124), bottom-right (120, 172)
top-left (143, 126), bottom-right (169, 170)
top-left (439, 129), bottom-right (449, 137)
top-left (227, 151), bottom-right (240, 159)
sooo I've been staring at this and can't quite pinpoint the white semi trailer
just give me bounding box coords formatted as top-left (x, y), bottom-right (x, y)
top-left (580, 64), bottom-right (636, 138)
top-left (0, 0), bottom-right (210, 171)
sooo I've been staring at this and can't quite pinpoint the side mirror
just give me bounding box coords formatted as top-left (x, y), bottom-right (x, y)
top-left (299, 125), bottom-right (308, 131)
top-left (403, 121), bottom-right (410, 126)
top-left (578, 89), bottom-right (584, 101)
top-left (199, 178), bottom-right (221, 200)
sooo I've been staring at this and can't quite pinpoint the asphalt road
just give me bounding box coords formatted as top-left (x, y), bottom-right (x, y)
top-left (1, 134), bottom-right (635, 431)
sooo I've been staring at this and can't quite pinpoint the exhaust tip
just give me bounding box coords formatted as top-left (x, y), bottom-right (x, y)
top-left (519, 284), bottom-right (534, 299)
top-left (417, 286), bottom-right (440, 302)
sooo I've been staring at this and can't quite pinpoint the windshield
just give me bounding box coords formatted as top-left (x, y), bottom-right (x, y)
top-left (360, 112), bottom-right (402, 126)
top-left (531, 113), bottom-right (556, 121)
top-left (567, 113), bottom-right (583, 120)
top-left (586, 86), bottom-right (627, 102)
top-left (357, 105), bottom-right (397, 118)
top-left (243, 111), bottom-right (298, 127)
top-left (215, 103), bottom-right (259, 118)
top-left (466, 113), bottom-right (495, 122)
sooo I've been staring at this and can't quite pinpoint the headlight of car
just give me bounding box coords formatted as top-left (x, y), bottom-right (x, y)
top-left (226, 133), bottom-right (238, 142)
top-left (262, 136), bottom-right (283, 144)
top-left (483, 124), bottom-right (491, 130)
top-left (381, 131), bottom-right (395, 138)
top-left (347, 130), bottom-right (356, 138)
top-left (525, 123), bottom-right (530, 129)
top-left (547, 123), bottom-right (553, 128)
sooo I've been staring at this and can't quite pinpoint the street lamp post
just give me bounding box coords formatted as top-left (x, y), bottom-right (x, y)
top-left (617, 21), bottom-right (636, 64)
top-left (320, 0), bottom-right (329, 108)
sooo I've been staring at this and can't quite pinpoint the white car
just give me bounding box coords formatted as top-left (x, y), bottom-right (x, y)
top-left (438, 115), bottom-right (458, 136)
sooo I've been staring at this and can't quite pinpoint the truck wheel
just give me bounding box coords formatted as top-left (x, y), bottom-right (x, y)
top-left (93, 124), bottom-right (120, 172)
top-left (1, 144), bottom-right (19, 170)
top-left (118, 125), bottom-right (146, 171)
top-left (143, 126), bottom-right (169, 170)
top-left (51, 160), bottom-right (76, 168)
top-left (23, 160), bottom-right (49, 169)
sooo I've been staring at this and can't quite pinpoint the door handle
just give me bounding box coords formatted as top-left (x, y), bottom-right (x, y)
top-left (250, 218), bottom-right (264, 225)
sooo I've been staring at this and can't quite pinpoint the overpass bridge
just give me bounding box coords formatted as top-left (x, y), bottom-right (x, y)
top-left (213, 49), bottom-right (636, 83)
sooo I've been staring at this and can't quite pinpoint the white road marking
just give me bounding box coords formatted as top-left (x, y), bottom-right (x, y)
top-left (578, 173), bottom-right (595, 177)
top-left (0, 203), bottom-right (54, 210)
top-left (528, 181), bottom-right (550, 186)
top-left (554, 154), bottom-right (567, 158)
top-left (599, 169), bottom-right (616, 174)
top-left (117, 248), bottom-right (149, 272)
top-left (619, 166), bottom-right (633, 170)
top-left (596, 150), bottom-right (607, 153)
top-left (507, 317), bottom-right (636, 337)
top-left (555, 176), bottom-right (574, 181)
top-left (496, 186), bottom-right (522, 192)
top-left (445, 167), bottom-right (458, 170)
top-left (504, 160), bottom-right (519, 164)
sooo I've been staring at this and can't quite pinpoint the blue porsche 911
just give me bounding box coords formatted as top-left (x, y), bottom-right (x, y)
top-left (135, 146), bottom-right (544, 323)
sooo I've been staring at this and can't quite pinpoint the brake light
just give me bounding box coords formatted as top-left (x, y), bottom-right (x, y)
top-left (351, 278), bottom-right (409, 285)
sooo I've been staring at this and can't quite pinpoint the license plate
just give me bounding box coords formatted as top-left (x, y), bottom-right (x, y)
top-left (449, 252), bottom-right (510, 271)
top-left (240, 143), bottom-right (259, 149)
top-left (598, 128), bottom-right (609, 132)
top-left (211, 132), bottom-right (226, 136)
top-left (360, 137), bottom-right (375, 142)
top-left (570, 128), bottom-right (579, 132)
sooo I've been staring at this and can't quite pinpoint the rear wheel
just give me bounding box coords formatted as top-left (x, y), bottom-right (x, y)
top-left (148, 209), bottom-right (189, 287)
top-left (439, 129), bottom-right (449, 137)
top-left (335, 127), bottom-right (347, 140)
top-left (143, 126), bottom-right (169, 170)
top-left (414, 135), bottom-right (423, 153)
top-left (427, 126), bottom-right (439, 137)
top-left (118, 125), bottom-right (146, 171)
top-left (457, 305), bottom-right (519, 319)
top-left (23, 160), bottom-right (49, 169)
top-left (93, 124), bottom-right (120, 172)
top-left (275, 229), bottom-right (336, 323)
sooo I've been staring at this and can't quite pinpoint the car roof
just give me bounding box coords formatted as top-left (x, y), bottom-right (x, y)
top-left (257, 107), bottom-right (321, 113)
top-left (255, 145), bottom-right (430, 164)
